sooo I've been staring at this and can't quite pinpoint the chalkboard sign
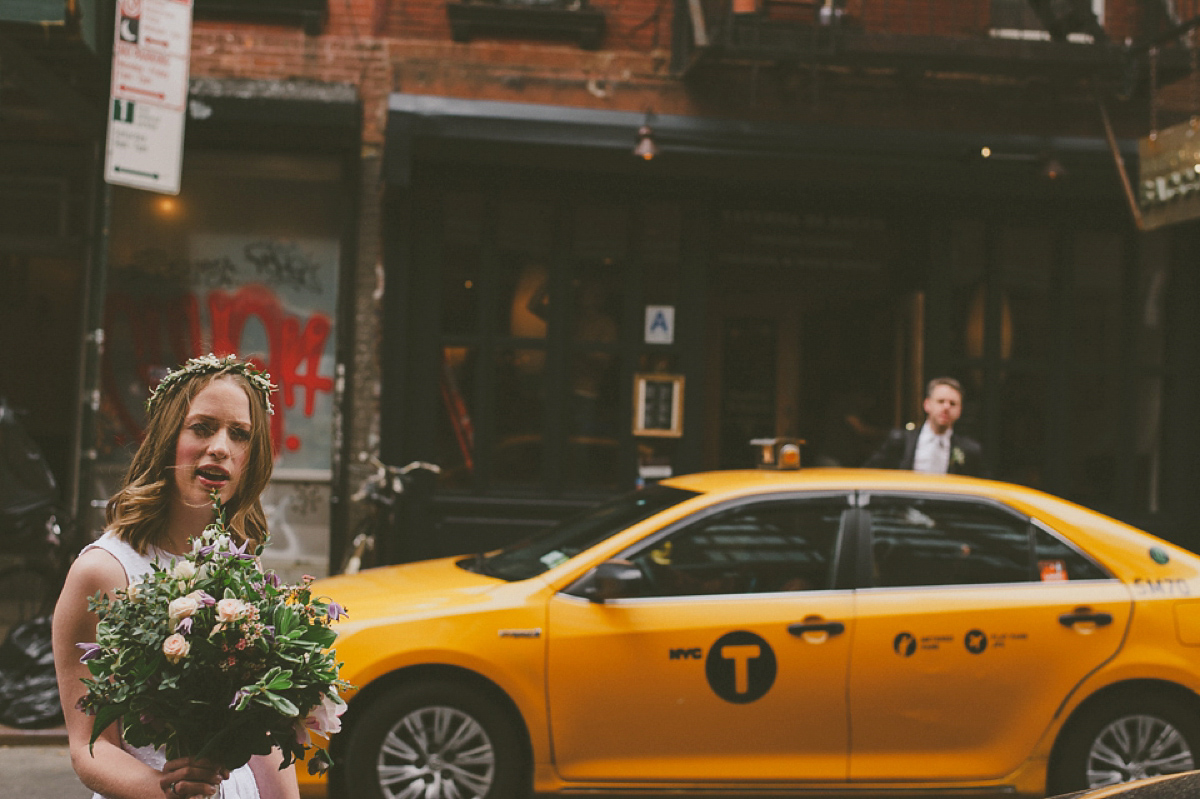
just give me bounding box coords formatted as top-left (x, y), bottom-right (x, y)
top-left (633, 374), bottom-right (684, 437)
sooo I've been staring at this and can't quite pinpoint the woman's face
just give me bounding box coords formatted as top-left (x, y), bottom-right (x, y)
top-left (172, 377), bottom-right (253, 512)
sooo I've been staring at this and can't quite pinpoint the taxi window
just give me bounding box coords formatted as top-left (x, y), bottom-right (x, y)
top-left (625, 499), bottom-right (849, 597)
top-left (1032, 524), bottom-right (1110, 581)
top-left (868, 496), bottom-right (1033, 588)
top-left (472, 484), bottom-right (699, 581)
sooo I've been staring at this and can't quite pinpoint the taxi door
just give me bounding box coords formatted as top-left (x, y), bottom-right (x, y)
top-left (848, 494), bottom-right (1131, 782)
top-left (546, 495), bottom-right (856, 783)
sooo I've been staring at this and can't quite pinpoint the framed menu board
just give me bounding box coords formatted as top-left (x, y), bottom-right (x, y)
top-left (633, 374), bottom-right (684, 437)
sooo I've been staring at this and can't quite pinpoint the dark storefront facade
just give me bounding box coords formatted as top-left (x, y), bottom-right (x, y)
top-left (0, 69), bottom-right (363, 578)
top-left (379, 94), bottom-right (1200, 558)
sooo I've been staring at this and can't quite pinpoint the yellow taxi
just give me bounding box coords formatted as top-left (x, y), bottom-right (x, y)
top-left (301, 468), bottom-right (1200, 799)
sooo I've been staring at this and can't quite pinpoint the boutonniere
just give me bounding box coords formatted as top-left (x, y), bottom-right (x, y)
top-left (951, 447), bottom-right (966, 466)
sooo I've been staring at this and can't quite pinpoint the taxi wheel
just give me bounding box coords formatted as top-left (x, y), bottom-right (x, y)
top-left (344, 680), bottom-right (526, 799)
top-left (1049, 692), bottom-right (1200, 794)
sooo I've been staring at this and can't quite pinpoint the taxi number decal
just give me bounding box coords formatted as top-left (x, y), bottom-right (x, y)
top-left (1133, 578), bottom-right (1192, 597)
top-left (705, 631), bottom-right (776, 704)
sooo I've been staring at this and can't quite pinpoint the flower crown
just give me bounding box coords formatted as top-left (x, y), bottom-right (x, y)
top-left (146, 354), bottom-right (277, 415)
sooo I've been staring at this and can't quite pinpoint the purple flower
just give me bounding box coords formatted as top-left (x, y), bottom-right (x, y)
top-left (176, 617), bottom-right (193, 634)
top-left (264, 572), bottom-right (281, 588)
top-left (193, 590), bottom-right (216, 606)
top-left (220, 539), bottom-right (255, 561)
top-left (326, 602), bottom-right (347, 621)
top-left (229, 687), bottom-right (254, 709)
top-left (76, 642), bottom-right (102, 663)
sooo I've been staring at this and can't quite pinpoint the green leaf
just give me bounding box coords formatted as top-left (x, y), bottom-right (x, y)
top-left (88, 702), bottom-right (129, 752)
top-left (301, 626), bottom-right (337, 649)
top-left (259, 690), bottom-right (300, 717)
top-left (267, 672), bottom-right (294, 691)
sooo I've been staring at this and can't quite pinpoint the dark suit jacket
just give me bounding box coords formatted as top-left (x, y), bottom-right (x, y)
top-left (864, 425), bottom-right (986, 477)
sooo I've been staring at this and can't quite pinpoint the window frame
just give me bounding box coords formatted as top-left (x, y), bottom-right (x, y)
top-left (563, 491), bottom-right (860, 600)
top-left (858, 491), bottom-right (1115, 590)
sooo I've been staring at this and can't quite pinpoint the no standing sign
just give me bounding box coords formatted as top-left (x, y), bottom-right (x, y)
top-left (104, 0), bottom-right (194, 195)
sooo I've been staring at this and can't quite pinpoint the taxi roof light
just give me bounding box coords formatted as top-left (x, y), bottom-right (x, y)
top-left (750, 437), bottom-right (805, 470)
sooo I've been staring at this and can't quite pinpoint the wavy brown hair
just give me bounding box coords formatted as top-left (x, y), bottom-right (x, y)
top-left (106, 365), bottom-right (275, 554)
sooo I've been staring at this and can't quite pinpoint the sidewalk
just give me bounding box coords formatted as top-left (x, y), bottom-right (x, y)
top-left (0, 722), bottom-right (68, 746)
top-left (0, 741), bottom-right (90, 799)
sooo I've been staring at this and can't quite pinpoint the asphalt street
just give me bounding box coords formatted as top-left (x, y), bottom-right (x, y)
top-left (0, 745), bottom-right (90, 799)
top-left (0, 745), bottom-right (1074, 799)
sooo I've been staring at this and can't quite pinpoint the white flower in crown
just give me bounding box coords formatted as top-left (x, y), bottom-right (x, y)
top-left (146, 353), bottom-right (276, 415)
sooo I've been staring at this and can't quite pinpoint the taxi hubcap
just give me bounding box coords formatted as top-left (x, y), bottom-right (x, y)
top-left (1086, 714), bottom-right (1195, 787)
top-left (376, 705), bottom-right (495, 799)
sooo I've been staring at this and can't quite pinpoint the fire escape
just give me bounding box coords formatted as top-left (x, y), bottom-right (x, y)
top-left (671, 0), bottom-right (1195, 103)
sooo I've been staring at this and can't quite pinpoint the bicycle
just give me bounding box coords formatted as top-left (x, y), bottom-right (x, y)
top-left (0, 398), bottom-right (69, 640)
top-left (339, 457), bottom-right (441, 574)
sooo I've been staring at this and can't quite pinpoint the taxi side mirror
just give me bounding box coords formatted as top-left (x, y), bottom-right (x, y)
top-left (585, 559), bottom-right (645, 603)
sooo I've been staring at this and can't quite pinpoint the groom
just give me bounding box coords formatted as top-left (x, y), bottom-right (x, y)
top-left (865, 376), bottom-right (986, 477)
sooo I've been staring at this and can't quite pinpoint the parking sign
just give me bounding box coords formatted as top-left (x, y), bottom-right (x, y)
top-left (104, 0), bottom-right (193, 194)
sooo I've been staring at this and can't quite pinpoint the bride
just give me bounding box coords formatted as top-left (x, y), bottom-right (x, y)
top-left (52, 355), bottom-right (298, 799)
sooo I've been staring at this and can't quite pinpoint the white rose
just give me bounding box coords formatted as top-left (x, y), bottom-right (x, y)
top-left (168, 595), bottom-right (200, 623)
top-left (162, 633), bottom-right (191, 664)
top-left (172, 560), bottom-right (196, 580)
top-left (216, 598), bottom-right (248, 623)
top-left (303, 693), bottom-right (347, 738)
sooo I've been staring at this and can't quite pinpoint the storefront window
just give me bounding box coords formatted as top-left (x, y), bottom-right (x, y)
top-left (1071, 231), bottom-right (1122, 365)
top-left (437, 345), bottom-right (477, 489)
top-left (996, 370), bottom-right (1047, 487)
top-left (100, 151), bottom-right (344, 577)
top-left (430, 187), bottom-right (688, 496)
top-left (639, 203), bottom-right (682, 307)
top-left (497, 199), bottom-right (553, 342)
top-left (500, 253), bottom-right (550, 340)
top-left (1067, 371), bottom-right (1119, 508)
top-left (494, 347), bottom-right (546, 486)
top-left (947, 221), bottom-right (985, 367)
top-left (442, 192), bottom-right (483, 337)
top-left (998, 226), bottom-right (1053, 364)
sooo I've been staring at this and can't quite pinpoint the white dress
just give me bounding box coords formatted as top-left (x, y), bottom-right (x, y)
top-left (83, 531), bottom-right (261, 799)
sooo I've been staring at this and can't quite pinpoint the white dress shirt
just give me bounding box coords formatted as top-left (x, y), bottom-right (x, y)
top-left (912, 422), bottom-right (952, 474)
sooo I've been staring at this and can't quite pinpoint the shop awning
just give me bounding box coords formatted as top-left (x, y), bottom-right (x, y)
top-left (384, 93), bottom-right (1139, 211)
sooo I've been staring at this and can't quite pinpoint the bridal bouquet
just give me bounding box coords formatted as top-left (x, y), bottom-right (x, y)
top-left (77, 498), bottom-right (352, 775)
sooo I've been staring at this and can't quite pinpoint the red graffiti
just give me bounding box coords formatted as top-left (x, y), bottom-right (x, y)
top-left (102, 284), bottom-right (334, 459)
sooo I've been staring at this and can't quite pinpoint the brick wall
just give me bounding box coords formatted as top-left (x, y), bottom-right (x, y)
top-left (852, 0), bottom-right (991, 37)
top-left (376, 0), bottom-right (673, 51)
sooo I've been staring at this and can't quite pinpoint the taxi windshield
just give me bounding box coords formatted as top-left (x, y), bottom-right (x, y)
top-left (470, 485), bottom-right (699, 581)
